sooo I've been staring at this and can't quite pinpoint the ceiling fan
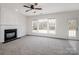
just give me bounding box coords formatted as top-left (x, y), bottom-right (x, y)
top-left (23, 3), bottom-right (42, 12)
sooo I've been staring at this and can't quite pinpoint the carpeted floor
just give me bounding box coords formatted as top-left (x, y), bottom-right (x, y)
top-left (0, 36), bottom-right (78, 55)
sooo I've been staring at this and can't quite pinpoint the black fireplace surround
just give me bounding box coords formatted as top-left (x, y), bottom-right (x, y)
top-left (4, 29), bottom-right (17, 43)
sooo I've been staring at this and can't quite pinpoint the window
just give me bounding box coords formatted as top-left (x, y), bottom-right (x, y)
top-left (68, 20), bottom-right (76, 37)
top-left (38, 19), bottom-right (48, 33)
top-left (48, 19), bottom-right (56, 34)
top-left (32, 21), bottom-right (38, 32)
top-left (32, 18), bottom-right (56, 35)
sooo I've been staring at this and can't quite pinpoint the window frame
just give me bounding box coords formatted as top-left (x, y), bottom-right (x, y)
top-left (32, 18), bottom-right (56, 35)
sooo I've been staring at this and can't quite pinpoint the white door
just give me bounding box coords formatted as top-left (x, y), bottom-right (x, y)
top-left (68, 19), bottom-right (78, 40)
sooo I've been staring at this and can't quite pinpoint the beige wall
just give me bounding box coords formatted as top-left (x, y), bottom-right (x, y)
top-left (27, 10), bottom-right (79, 40)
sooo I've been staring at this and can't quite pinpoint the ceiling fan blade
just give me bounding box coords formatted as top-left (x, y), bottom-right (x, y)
top-left (34, 3), bottom-right (38, 5)
top-left (24, 5), bottom-right (30, 8)
top-left (25, 9), bottom-right (31, 12)
top-left (35, 8), bottom-right (42, 10)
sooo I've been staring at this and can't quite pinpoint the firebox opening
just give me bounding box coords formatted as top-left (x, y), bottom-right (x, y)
top-left (4, 29), bottom-right (17, 43)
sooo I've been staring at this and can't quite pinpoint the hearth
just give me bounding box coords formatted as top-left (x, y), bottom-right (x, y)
top-left (4, 29), bottom-right (17, 43)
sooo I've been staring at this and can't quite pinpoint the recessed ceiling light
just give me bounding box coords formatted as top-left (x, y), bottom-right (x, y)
top-left (15, 9), bottom-right (18, 12)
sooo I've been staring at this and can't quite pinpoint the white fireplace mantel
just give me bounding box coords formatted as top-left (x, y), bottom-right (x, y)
top-left (0, 24), bottom-right (18, 42)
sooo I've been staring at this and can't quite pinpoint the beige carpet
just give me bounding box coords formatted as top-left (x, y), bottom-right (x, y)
top-left (0, 36), bottom-right (78, 55)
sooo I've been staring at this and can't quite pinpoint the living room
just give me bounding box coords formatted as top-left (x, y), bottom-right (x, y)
top-left (0, 3), bottom-right (79, 55)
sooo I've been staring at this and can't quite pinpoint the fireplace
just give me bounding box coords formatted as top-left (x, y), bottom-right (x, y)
top-left (4, 29), bottom-right (17, 42)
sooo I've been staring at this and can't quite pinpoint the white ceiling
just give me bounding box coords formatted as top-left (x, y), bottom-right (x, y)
top-left (1, 3), bottom-right (79, 16)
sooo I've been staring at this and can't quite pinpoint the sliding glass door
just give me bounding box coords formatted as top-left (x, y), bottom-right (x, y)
top-left (68, 19), bottom-right (78, 39)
